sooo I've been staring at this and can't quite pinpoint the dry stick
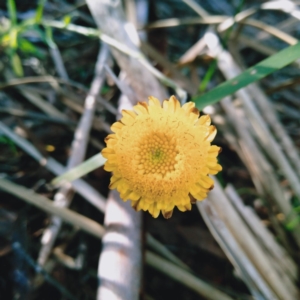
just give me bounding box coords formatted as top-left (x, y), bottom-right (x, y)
top-left (218, 0), bottom-right (300, 33)
top-left (85, 0), bottom-right (167, 101)
top-left (255, 16), bottom-right (300, 42)
top-left (233, 34), bottom-right (277, 57)
top-left (225, 184), bottom-right (297, 281)
top-left (0, 74), bottom-right (118, 116)
top-left (146, 233), bottom-right (237, 298)
top-left (204, 30), bottom-right (300, 245)
top-left (187, 0), bottom-right (300, 45)
top-left (221, 97), bottom-right (298, 248)
top-left (146, 251), bottom-right (234, 300)
top-left (0, 121), bottom-right (106, 212)
top-left (275, 103), bottom-right (300, 120)
top-left (181, 3), bottom-right (298, 297)
top-left (230, 33), bottom-right (300, 178)
top-left (146, 234), bottom-right (190, 271)
top-left (186, 3), bottom-right (297, 299)
top-left (96, 188), bottom-right (142, 300)
top-left (206, 110), bottom-right (295, 299)
top-left (22, 89), bottom-right (68, 120)
top-left (84, 1), bottom-right (168, 300)
top-left (41, 20), bottom-right (187, 101)
top-left (177, 37), bottom-right (207, 66)
top-left (1, 167), bottom-right (228, 298)
top-left (104, 65), bottom-right (136, 101)
top-left (0, 107), bottom-right (76, 126)
top-left (197, 201), bottom-right (277, 300)
top-left (0, 178), bottom-right (104, 239)
top-left (124, 0), bottom-right (137, 27)
top-left (60, 97), bottom-right (112, 134)
top-left (45, 27), bottom-right (70, 80)
top-left (145, 16), bottom-right (298, 47)
top-left (241, 18), bottom-right (298, 45)
top-left (140, 42), bottom-right (197, 94)
top-left (211, 110), bottom-right (295, 257)
top-left (227, 20), bottom-right (300, 179)
top-left (144, 16), bottom-right (226, 30)
top-left (246, 84), bottom-right (300, 180)
top-left (37, 44), bottom-right (110, 266)
top-left (3, 69), bottom-right (67, 120)
top-left (182, 0), bottom-right (209, 17)
top-left (203, 180), bottom-right (298, 300)
top-left (0, 175), bottom-right (232, 296)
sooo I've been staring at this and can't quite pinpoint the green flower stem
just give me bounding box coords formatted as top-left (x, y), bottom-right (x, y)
top-left (51, 153), bottom-right (106, 187)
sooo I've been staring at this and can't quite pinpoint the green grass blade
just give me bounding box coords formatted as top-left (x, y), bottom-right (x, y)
top-left (10, 52), bottom-right (24, 77)
top-left (51, 153), bottom-right (106, 187)
top-left (193, 41), bottom-right (300, 110)
top-left (35, 0), bottom-right (47, 23)
top-left (199, 59), bottom-right (217, 92)
top-left (7, 0), bottom-right (17, 26)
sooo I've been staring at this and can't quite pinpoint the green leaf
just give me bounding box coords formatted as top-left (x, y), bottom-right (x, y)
top-left (198, 59), bottom-right (217, 93)
top-left (9, 27), bottom-right (18, 49)
top-left (35, 0), bottom-right (47, 23)
top-left (7, 0), bottom-right (17, 26)
top-left (63, 15), bottom-right (72, 26)
top-left (11, 52), bottom-right (24, 77)
top-left (44, 26), bottom-right (55, 47)
top-left (193, 41), bottom-right (300, 110)
top-left (18, 38), bottom-right (45, 58)
top-left (0, 136), bottom-right (18, 154)
top-left (286, 217), bottom-right (300, 231)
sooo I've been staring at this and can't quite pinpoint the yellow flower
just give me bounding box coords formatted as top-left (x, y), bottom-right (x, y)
top-left (102, 96), bottom-right (222, 218)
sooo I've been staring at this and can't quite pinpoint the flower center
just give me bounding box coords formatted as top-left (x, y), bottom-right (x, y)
top-left (137, 133), bottom-right (179, 177)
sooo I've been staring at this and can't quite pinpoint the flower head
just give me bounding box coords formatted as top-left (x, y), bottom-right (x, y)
top-left (102, 96), bottom-right (222, 218)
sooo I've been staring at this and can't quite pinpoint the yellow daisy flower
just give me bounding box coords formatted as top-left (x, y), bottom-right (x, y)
top-left (102, 95), bottom-right (222, 219)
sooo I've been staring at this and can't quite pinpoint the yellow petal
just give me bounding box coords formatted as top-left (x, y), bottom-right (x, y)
top-left (205, 125), bottom-right (217, 142)
top-left (208, 145), bottom-right (222, 154)
top-left (139, 200), bottom-right (150, 211)
top-left (122, 109), bottom-right (137, 119)
top-left (133, 102), bottom-right (149, 115)
top-left (104, 161), bottom-right (116, 172)
top-left (182, 101), bottom-right (195, 112)
top-left (197, 115), bottom-right (211, 126)
top-left (128, 191), bottom-right (141, 201)
top-left (131, 200), bottom-right (141, 211)
top-left (121, 110), bottom-right (137, 125)
top-left (148, 96), bottom-right (161, 107)
top-left (189, 184), bottom-right (202, 196)
top-left (209, 164), bottom-right (222, 175)
top-left (102, 147), bottom-right (115, 158)
top-left (104, 134), bottom-right (117, 142)
top-left (162, 209), bottom-right (173, 219)
top-left (177, 202), bottom-right (191, 212)
top-left (190, 189), bottom-right (207, 200)
top-left (109, 176), bottom-right (122, 189)
top-left (149, 204), bottom-right (160, 218)
top-left (198, 176), bottom-right (214, 189)
top-left (111, 121), bottom-right (124, 133)
top-left (163, 95), bottom-right (181, 113)
top-left (120, 189), bottom-right (134, 200)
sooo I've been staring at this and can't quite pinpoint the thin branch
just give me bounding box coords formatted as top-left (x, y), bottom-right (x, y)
top-left (146, 251), bottom-right (234, 300)
top-left (0, 178), bottom-right (104, 239)
top-left (0, 121), bottom-right (106, 212)
top-left (37, 44), bottom-right (110, 266)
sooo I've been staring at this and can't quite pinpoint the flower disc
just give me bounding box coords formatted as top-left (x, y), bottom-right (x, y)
top-left (102, 96), bottom-right (222, 218)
